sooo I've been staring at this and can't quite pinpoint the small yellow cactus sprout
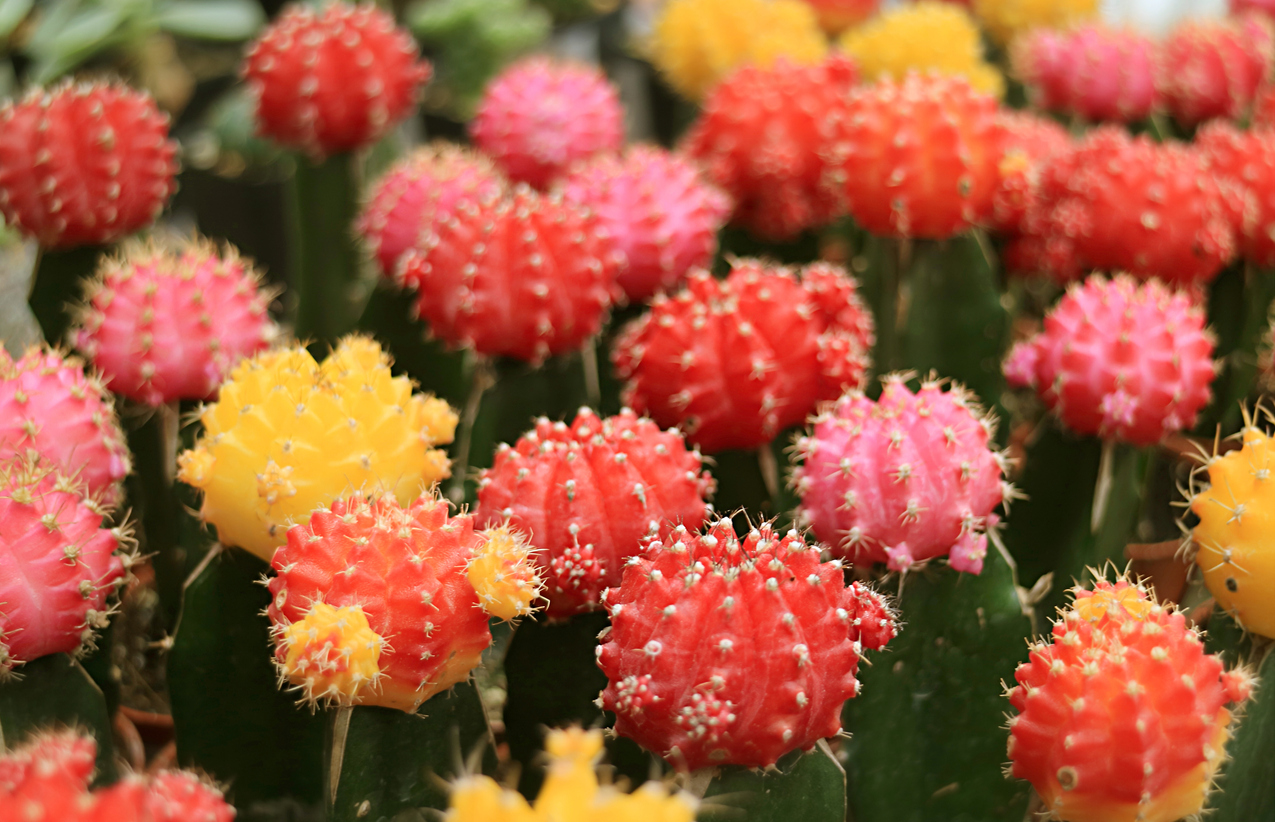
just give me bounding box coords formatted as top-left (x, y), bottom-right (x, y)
top-left (468, 526), bottom-right (543, 621)
top-left (1189, 422), bottom-right (1275, 639)
top-left (445, 728), bottom-right (696, 822)
top-left (840, 2), bottom-right (1006, 97)
top-left (177, 336), bottom-right (458, 561)
top-left (277, 603), bottom-right (385, 707)
top-left (972, 0), bottom-right (1098, 45)
top-left (650, 0), bottom-right (827, 101)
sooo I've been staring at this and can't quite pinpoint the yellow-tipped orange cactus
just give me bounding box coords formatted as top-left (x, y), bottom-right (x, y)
top-left (1189, 420), bottom-right (1275, 639)
top-left (840, 2), bottom-right (1005, 97)
top-left (445, 728), bottom-right (696, 821)
top-left (649, 0), bottom-right (828, 101)
top-left (177, 336), bottom-right (457, 561)
top-left (268, 493), bottom-right (542, 712)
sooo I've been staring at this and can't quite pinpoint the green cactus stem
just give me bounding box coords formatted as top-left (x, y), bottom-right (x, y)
top-left (167, 546), bottom-right (325, 813)
top-left (1002, 420), bottom-right (1151, 617)
top-left (1205, 612), bottom-right (1275, 821)
top-left (27, 244), bottom-right (104, 343)
top-left (502, 613), bottom-right (655, 798)
top-left (0, 653), bottom-right (118, 784)
top-left (1201, 262), bottom-right (1275, 437)
top-left (693, 741), bottom-right (847, 821)
top-left (288, 152), bottom-right (367, 347)
top-left (841, 544), bottom-right (1033, 822)
top-left (325, 683), bottom-right (497, 821)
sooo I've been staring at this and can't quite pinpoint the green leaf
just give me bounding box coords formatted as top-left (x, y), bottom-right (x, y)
top-left (154, 0), bottom-right (264, 41)
top-left (167, 548), bottom-right (325, 812)
top-left (903, 233), bottom-right (1010, 420)
top-left (327, 684), bottom-right (496, 821)
top-left (702, 741), bottom-right (846, 822)
top-left (0, 0), bottom-right (33, 39)
top-left (842, 547), bottom-right (1033, 822)
top-left (0, 654), bottom-right (118, 784)
top-left (503, 614), bottom-right (656, 798)
top-left (28, 4), bottom-right (127, 80)
top-left (1000, 421), bottom-right (1150, 617)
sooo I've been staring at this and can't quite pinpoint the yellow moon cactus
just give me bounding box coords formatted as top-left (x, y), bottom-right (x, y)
top-left (177, 336), bottom-right (458, 561)
top-left (649, 0), bottom-right (828, 101)
top-left (840, 2), bottom-right (1006, 97)
top-left (1190, 422), bottom-right (1275, 639)
top-left (972, 0), bottom-right (1098, 45)
top-left (446, 728), bottom-right (696, 822)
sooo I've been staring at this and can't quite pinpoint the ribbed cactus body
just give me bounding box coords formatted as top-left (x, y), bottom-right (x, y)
top-left (596, 520), bottom-right (896, 771)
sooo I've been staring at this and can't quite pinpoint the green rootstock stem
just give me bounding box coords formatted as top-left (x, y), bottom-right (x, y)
top-left (1205, 613), bottom-right (1275, 821)
top-left (1001, 421), bottom-right (1150, 618)
top-left (124, 402), bottom-right (187, 631)
top-left (709, 433), bottom-right (801, 531)
top-left (325, 683), bottom-right (496, 821)
top-left (167, 547), bottom-right (324, 813)
top-left (842, 547), bottom-right (1033, 822)
top-left (902, 233), bottom-right (1011, 423)
top-left (28, 244), bottom-right (105, 343)
top-left (694, 741), bottom-right (846, 821)
top-left (288, 152), bottom-right (366, 346)
top-left (448, 353), bottom-right (494, 505)
top-left (1202, 262), bottom-right (1275, 437)
top-left (503, 613), bottom-right (656, 799)
top-left (0, 654), bottom-right (118, 784)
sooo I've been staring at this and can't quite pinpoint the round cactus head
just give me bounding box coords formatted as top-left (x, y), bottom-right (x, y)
top-left (794, 374), bottom-right (1014, 575)
top-left (596, 518), bottom-right (897, 771)
top-left (1187, 415), bottom-right (1275, 639)
top-left (0, 345), bottom-right (131, 506)
top-left (1003, 275), bottom-right (1217, 446)
top-left (242, 1), bottom-right (431, 158)
top-left (840, 2), bottom-right (1005, 96)
top-left (470, 57), bottom-right (623, 189)
top-left (0, 80), bottom-right (178, 249)
top-left (0, 457), bottom-right (132, 676)
top-left (177, 336), bottom-right (458, 561)
top-left (1157, 16), bottom-right (1273, 127)
top-left (474, 408), bottom-right (715, 617)
top-left (612, 260), bottom-right (873, 453)
top-left (683, 53), bottom-right (859, 241)
top-left (396, 186), bottom-right (620, 364)
top-left (72, 238), bottom-right (278, 407)
top-left (1007, 575), bottom-right (1253, 822)
top-left (1011, 25), bottom-right (1159, 124)
top-left (268, 493), bottom-right (541, 712)
top-left (649, 0), bottom-right (828, 101)
top-left (447, 727), bottom-right (698, 820)
top-left (822, 72), bottom-right (1004, 240)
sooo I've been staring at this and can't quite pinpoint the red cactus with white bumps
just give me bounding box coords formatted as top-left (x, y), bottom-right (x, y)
top-left (268, 493), bottom-right (540, 712)
top-left (470, 57), bottom-right (624, 190)
top-left (1157, 16), bottom-right (1273, 127)
top-left (71, 239), bottom-right (277, 407)
top-left (793, 376), bottom-right (1013, 575)
top-left (558, 146), bottom-right (731, 302)
top-left (0, 457), bottom-right (131, 675)
top-left (822, 72), bottom-right (1004, 239)
top-left (242, 2), bottom-right (431, 159)
top-left (1003, 275), bottom-right (1217, 447)
top-left (356, 144), bottom-right (505, 278)
top-left (612, 260), bottom-right (873, 453)
top-left (1011, 25), bottom-right (1159, 124)
top-left (0, 730), bottom-right (234, 821)
top-left (474, 408), bottom-right (715, 617)
top-left (596, 518), bottom-right (897, 771)
top-left (1007, 578), bottom-right (1253, 822)
top-left (1041, 127), bottom-right (1235, 286)
top-left (0, 346), bottom-right (131, 505)
top-left (1195, 121), bottom-right (1275, 268)
top-left (683, 54), bottom-right (859, 241)
top-left (0, 81), bottom-right (177, 249)
top-left (396, 186), bottom-right (620, 363)
top-left (992, 111), bottom-right (1072, 237)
